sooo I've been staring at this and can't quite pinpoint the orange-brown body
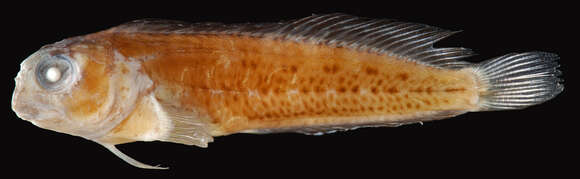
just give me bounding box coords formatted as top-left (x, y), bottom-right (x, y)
top-left (94, 32), bottom-right (479, 136)
top-left (12, 14), bottom-right (562, 169)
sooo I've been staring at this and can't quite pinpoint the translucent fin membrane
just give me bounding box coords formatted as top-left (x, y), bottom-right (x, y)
top-left (473, 52), bottom-right (563, 110)
top-left (111, 13), bottom-right (474, 69)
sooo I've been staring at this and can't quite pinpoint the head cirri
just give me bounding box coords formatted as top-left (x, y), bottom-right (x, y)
top-left (11, 35), bottom-right (153, 142)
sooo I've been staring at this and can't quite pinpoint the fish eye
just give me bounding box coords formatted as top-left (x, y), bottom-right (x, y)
top-left (36, 55), bottom-right (74, 91)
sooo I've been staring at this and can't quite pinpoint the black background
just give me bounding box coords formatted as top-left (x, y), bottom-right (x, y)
top-left (7, 1), bottom-right (575, 177)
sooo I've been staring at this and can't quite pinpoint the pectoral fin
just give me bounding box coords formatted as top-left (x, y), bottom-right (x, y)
top-left (157, 102), bottom-right (214, 147)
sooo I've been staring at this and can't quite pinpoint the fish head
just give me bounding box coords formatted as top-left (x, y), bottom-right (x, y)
top-left (12, 36), bottom-right (153, 140)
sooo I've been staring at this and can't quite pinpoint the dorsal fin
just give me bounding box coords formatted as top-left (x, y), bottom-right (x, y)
top-left (110, 14), bottom-right (474, 69)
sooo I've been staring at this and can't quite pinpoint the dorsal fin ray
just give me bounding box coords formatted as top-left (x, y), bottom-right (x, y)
top-left (110, 13), bottom-right (474, 69)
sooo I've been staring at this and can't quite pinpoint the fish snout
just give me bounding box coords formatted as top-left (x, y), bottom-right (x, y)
top-left (12, 100), bottom-right (40, 121)
top-left (12, 89), bottom-right (60, 122)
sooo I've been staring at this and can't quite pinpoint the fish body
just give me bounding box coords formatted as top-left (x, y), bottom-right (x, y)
top-left (11, 14), bottom-right (563, 169)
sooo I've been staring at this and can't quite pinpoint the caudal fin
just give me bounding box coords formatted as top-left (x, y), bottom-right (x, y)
top-left (473, 52), bottom-right (563, 111)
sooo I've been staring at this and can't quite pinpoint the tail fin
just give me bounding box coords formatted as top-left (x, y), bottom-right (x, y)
top-left (472, 52), bottom-right (563, 111)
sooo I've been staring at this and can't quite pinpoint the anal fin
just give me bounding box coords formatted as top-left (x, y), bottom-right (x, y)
top-left (243, 110), bottom-right (466, 135)
top-left (244, 122), bottom-right (407, 136)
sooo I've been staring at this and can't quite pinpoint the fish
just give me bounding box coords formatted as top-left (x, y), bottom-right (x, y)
top-left (11, 13), bottom-right (563, 169)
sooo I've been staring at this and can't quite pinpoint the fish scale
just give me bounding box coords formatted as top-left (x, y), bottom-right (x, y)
top-left (121, 34), bottom-right (479, 134)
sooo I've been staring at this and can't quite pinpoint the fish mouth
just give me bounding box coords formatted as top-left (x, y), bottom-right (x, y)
top-left (12, 84), bottom-right (64, 122)
top-left (12, 100), bottom-right (63, 122)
